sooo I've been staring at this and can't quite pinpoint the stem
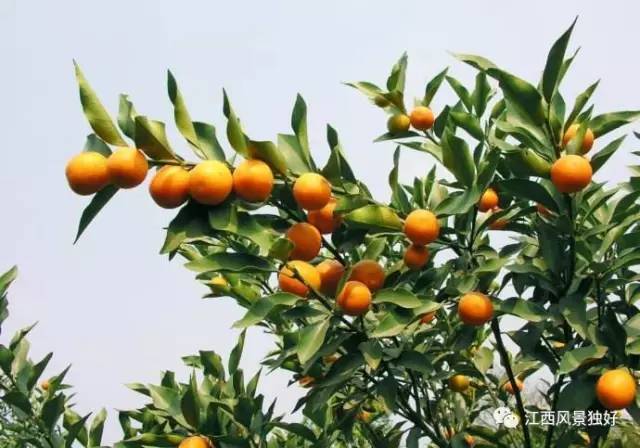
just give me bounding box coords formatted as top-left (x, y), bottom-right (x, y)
top-left (544, 374), bottom-right (565, 448)
top-left (491, 318), bottom-right (532, 448)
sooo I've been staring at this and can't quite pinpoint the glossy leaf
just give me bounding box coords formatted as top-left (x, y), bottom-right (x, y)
top-left (74, 185), bottom-right (119, 243)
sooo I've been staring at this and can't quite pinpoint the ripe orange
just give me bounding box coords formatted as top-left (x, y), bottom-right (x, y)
top-left (106, 147), bottom-right (148, 188)
top-left (356, 410), bottom-right (373, 423)
top-left (449, 374), bottom-right (470, 392)
top-left (298, 375), bottom-right (315, 388)
top-left (40, 380), bottom-right (50, 391)
top-left (404, 210), bottom-right (440, 245)
top-left (278, 261), bottom-right (321, 297)
top-left (596, 369), bottom-right (637, 410)
top-left (404, 244), bottom-right (430, 270)
top-left (293, 173), bottom-right (332, 211)
top-left (503, 378), bottom-right (524, 395)
top-left (189, 161), bottom-right (233, 205)
top-left (562, 124), bottom-right (595, 154)
top-left (65, 152), bottom-right (111, 195)
top-left (550, 155), bottom-right (593, 194)
top-left (307, 198), bottom-right (341, 234)
top-left (232, 159), bottom-right (274, 202)
top-left (286, 223), bottom-right (322, 261)
top-left (420, 312), bottom-right (436, 324)
top-left (337, 281), bottom-right (372, 316)
top-left (478, 188), bottom-right (499, 212)
top-left (387, 114), bottom-right (411, 133)
top-left (409, 106), bottom-right (435, 131)
top-left (458, 292), bottom-right (493, 325)
top-left (179, 436), bottom-right (214, 448)
top-left (488, 210), bottom-right (508, 230)
top-left (149, 165), bottom-right (190, 209)
top-left (349, 260), bottom-right (385, 292)
top-left (316, 259), bottom-right (345, 295)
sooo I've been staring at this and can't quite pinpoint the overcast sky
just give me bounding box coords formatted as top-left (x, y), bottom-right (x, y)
top-left (3, 0), bottom-right (640, 443)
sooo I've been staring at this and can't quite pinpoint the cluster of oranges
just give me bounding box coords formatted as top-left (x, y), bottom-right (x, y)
top-left (387, 106), bottom-right (435, 134)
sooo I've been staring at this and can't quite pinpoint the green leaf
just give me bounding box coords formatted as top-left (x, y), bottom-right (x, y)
top-left (396, 351), bottom-right (431, 374)
top-left (322, 125), bottom-right (357, 184)
top-left (148, 385), bottom-right (189, 427)
top-left (558, 345), bottom-right (607, 374)
top-left (371, 308), bottom-right (413, 338)
top-left (441, 130), bottom-right (476, 186)
top-left (473, 72), bottom-right (492, 116)
top-left (74, 62), bottom-right (126, 146)
top-left (83, 133), bottom-right (112, 156)
top-left (291, 94), bottom-right (313, 168)
top-left (180, 383), bottom-right (200, 429)
top-left (388, 147), bottom-right (411, 214)
top-left (591, 135), bottom-right (626, 173)
top-left (358, 340), bottom-right (383, 370)
top-left (228, 330), bottom-right (246, 375)
top-left (423, 67), bottom-right (448, 106)
top-left (167, 71), bottom-right (198, 147)
top-left (446, 76), bottom-right (472, 111)
top-left (565, 80), bottom-right (599, 129)
top-left (222, 90), bottom-right (249, 156)
top-left (373, 289), bottom-right (425, 309)
top-left (117, 94), bottom-right (137, 140)
top-left (2, 390), bottom-right (32, 415)
top-left (590, 111), bottom-right (640, 137)
top-left (185, 253), bottom-right (275, 274)
top-left (74, 185), bottom-right (119, 243)
top-left (387, 52), bottom-right (408, 93)
top-left (449, 110), bottom-right (484, 140)
top-left (88, 408), bottom-right (107, 447)
top-left (494, 298), bottom-right (546, 322)
top-left (487, 68), bottom-right (546, 126)
top-left (557, 377), bottom-right (597, 411)
top-left (297, 318), bottom-right (330, 364)
top-left (0, 266), bottom-right (18, 297)
top-left (192, 122), bottom-right (226, 161)
top-left (270, 422), bottom-right (318, 443)
top-left (344, 205), bottom-right (403, 231)
top-left (233, 293), bottom-right (300, 328)
top-left (434, 187), bottom-right (480, 216)
top-left (454, 53), bottom-right (498, 72)
top-left (498, 178), bottom-right (559, 212)
top-left (473, 347), bottom-right (494, 374)
top-left (542, 18), bottom-right (576, 102)
top-left (41, 394), bottom-right (65, 431)
top-left (278, 134), bottom-right (312, 174)
top-left (134, 116), bottom-right (177, 160)
top-left (248, 140), bottom-right (287, 174)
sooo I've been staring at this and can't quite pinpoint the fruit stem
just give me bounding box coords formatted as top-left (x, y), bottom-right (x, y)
top-left (490, 318), bottom-right (532, 448)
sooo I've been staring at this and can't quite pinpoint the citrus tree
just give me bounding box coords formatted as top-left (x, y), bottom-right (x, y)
top-left (63, 20), bottom-right (640, 447)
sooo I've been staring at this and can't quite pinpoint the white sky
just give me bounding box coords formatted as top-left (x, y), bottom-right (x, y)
top-left (3, 0), bottom-right (640, 443)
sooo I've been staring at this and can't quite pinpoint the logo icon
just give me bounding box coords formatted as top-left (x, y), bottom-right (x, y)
top-left (493, 406), bottom-right (520, 428)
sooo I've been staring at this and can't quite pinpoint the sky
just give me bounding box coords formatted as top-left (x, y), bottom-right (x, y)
top-left (3, 0), bottom-right (640, 443)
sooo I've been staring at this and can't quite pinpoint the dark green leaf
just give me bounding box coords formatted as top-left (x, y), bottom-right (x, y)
top-left (74, 185), bottom-right (119, 243)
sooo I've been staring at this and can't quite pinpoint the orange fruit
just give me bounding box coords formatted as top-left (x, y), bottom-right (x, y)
top-left (307, 198), bottom-right (341, 234)
top-left (232, 159), bottom-right (274, 202)
top-left (337, 281), bottom-right (372, 316)
top-left (179, 436), bottom-right (214, 448)
top-left (550, 155), bottom-right (593, 194)
top-left (65, 152), bottom-right (111, 195)
top-left (316, 259), bottom-right (345, 295)
top-left (596, 369), bottom-right (637, 410)
top-left (478, 188), bottom-right (499, 212)
top-left (489, 212), bottom-right (508, 231)
top-left (106, 147), bottom-right (148, 188)
top-left (420, 312), bottom-right (436, 324)
top-left (189, 161), bottom-right (233, 205)
top-left (562, 124), bottom-right (595, 154)
top-left (356, 410), bottom-right (373, 422)
top-left (404, 210), bottom-right (440, 245)
top-left (449, 375), bottom-right (470, 392)
top-left (503, 378), bottom-right (524, 395)
top-left (409, 106), bottom-right (435, 131)
top-left (278, 261), bottom-right (321, 297)
top-left (293, 173), bottom-right (332, 211)
top-left (464, 434), bottom-right (475, 447)
top-left (458, 292), bottom-right (493, 325)
top-left (387, 114), bottom-right (411, 133)
top-left (349, 260), bottom-right (385, 292)
top-left (40, 380), bottom-right (50, 391)
top-left (286, 223), bottom-right (322, 261)
top-left (149, 165), bottom-right (190, 209)
top-left (404, 244), bottom-right (430, 270)
top-left (298, 375), bottom-right (315, 388)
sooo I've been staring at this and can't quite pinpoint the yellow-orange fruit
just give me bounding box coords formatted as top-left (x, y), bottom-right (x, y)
top-left (349, 260), bottom-right (385, 292)
top-left (179, 436), bottom-right (214, 448)
top-left (293, 173), bottom-right (332, 210)
top-left (316, 259), bottom-right (345, 295)
top-left (278, 261), bottom-right (321, 297)
top-left (149, 165), bottom-right (190, 208)
top-left (387, 114), bottom-right (411, 133)
top-left (404, 210), bottom-right (440, 245)
top-left (40, 380), bottom-right (50, 391)
top-left (489, 213), bottom-right (508, 231)
top-left (337, 281), bottom-right (372, 316)
top-left (298, 375), bottom-right (315, 388)
top-left (286, 222), bottom-right (322, 261)
top-left (596, 369), bottom-right (637, 410)
top-left (503, 378), bottom-right (524, 395)
top-left (449, 375), bottom-right (470, 392)
top-left (420, 312), bottom-right (436, 324)
top-left (464, 434), bottom-right (475, 447)
top-left (458, 292), bottom-right (493, 326)
top-left (189, 161), bottom-right (233, 205)
top-left (65, 152), bottom-right (111, 195)
top-left (478, 188), bottom-right (499, 212)
top-left (562, 124), bottom-right (595, 154)
top-left (106, 147), bottom-right (148, 188)
top-left (356, 410), bottom-right (373, 423)
top-left (550, 155), bottom-right (593, 194)
top-left (409, 106), bottom-right (435, 131)
top-left (232, 159), bottom-right (274, 202)
top-left (307, 198), bottom-right (341, 234)
top-left (404, 245), bottom-right (430, 270)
